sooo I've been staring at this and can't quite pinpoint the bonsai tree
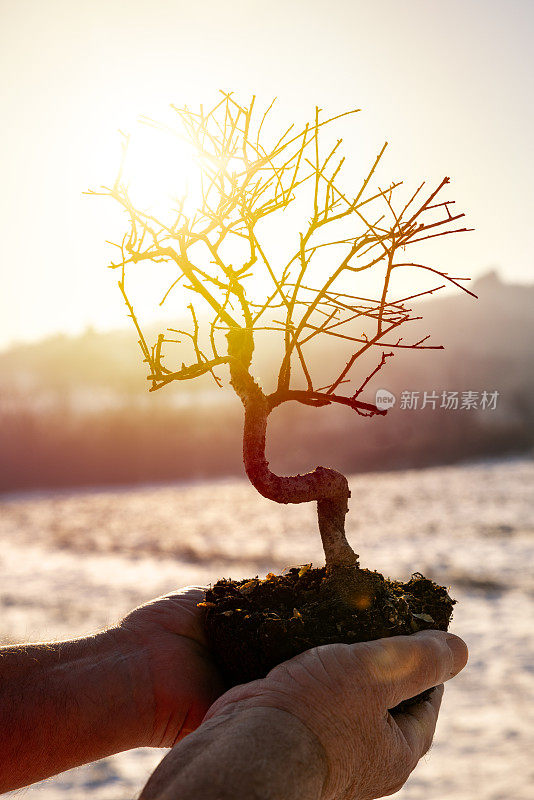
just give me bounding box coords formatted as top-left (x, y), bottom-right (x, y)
top-left (95, 92), bottom-right (473, 689)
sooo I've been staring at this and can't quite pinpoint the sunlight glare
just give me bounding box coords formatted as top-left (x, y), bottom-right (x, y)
top-left (122, 124), bottom-right (202, 223)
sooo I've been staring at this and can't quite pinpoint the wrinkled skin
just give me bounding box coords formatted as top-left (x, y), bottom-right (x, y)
top-left (117, 586), bottom-right (225, 747)
top-left (120, 587), bottom-right (467, 800)
top-left (203, 630), bottom-right (468, 800)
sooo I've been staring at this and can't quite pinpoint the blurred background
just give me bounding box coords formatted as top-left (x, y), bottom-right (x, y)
top-left (0, 1), bottom-right (533, 799)
top-left (1, 269), bottom-right (533, 490)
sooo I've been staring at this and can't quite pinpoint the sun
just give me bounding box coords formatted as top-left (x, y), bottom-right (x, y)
top-left (121, 123), bottom-right (202, 223)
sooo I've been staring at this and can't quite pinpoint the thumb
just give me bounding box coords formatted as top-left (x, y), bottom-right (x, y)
top-left (351, 630), bottom-right (468, 710)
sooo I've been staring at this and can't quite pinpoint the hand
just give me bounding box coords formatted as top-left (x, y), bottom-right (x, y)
top-left (116, 586), bottom-right (225, 748)
top-left (203, 630), bottom-right (468, 800)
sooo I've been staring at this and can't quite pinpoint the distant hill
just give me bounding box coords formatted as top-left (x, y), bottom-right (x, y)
top-left (371, 270), bottom-right (534, 406)
top-left (1, 270), bottom-right (533, 396)
top-left (412, 270), bottom-right (534, 359)
top-left (1, 270), bottom-right (532, 491)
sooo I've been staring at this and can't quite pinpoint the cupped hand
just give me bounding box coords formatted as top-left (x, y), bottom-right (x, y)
top-left (204, 630), bottom-right (468, 800)
top-left (116, 586), bottom-right (225, 748)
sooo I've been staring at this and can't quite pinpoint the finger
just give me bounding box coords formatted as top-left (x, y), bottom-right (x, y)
top-left (134, 586), bottom-right (208, 609)
top-left (151, 587), bottom-right (210, 642)
top-left (163, 586), bottom-right (207, 603)
top-left (351, 630), bottom-right (467, 709)
top-left (391, 684), bottom-right (444, 764)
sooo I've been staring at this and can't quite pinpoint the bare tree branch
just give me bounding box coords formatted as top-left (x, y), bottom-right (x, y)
top-left (99, 93), bottom-right (473, 571)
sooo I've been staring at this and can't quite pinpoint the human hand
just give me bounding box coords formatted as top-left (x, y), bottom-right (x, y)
top-left (115, 586), bottom-right (225, 748)
top-left (203, 630), bottom-right (468, 800)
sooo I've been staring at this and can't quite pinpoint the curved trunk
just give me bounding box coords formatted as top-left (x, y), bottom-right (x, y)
top-left (242, 395), bottom-right (358, 569)
top-left (227, 330), bottom-right (358, 570)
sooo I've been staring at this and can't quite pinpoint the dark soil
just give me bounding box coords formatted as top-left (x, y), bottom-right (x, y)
top-left (202, 565), bottom-right (455, 712)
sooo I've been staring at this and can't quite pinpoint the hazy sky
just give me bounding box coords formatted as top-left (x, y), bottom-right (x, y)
top-left (1, 0), bottom-right (532, 348)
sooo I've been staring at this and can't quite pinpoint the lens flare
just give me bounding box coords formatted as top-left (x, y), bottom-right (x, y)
top-left (122, 126), bottom-right (202, 221)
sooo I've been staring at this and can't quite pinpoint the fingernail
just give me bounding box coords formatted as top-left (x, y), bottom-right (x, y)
top-left (446, 634), bottom-right (469, 675)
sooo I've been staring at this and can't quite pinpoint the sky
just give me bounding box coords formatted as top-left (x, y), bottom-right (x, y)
top-left (0, 0), bottom-right (533, 349)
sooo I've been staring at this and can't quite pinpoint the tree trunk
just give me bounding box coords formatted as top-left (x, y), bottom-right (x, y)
top-left (226, 329), bottom-right (358, 569)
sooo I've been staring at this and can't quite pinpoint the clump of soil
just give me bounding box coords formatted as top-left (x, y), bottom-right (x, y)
top-left (202, 565), bottom-right (455, 711)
